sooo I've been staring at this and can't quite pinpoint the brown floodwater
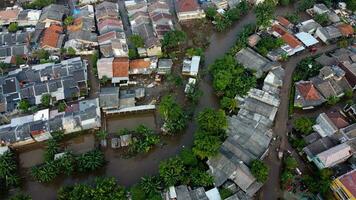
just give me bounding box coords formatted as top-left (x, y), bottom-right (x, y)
top-left (13, 5), bottom-right (300, 200)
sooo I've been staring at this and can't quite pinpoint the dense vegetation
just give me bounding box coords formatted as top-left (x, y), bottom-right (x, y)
top-left (280, 156), bottom-right (298, 189)
top-left (293, 57), bottom-right (323, 81)
top-left (255, 0), bottom-right (276, 29)
top-left (250, 159), bottom-right (269, 182)
top-left (57, 177), bottom-right (126, 200)
top-left (128, 125), bottom-right (160, 155)
top-left (256, 35), bottom-right (284, 56)
top-left (302, 168), bottom-right (333, 196)
top-left (192, 108), bottom-right (227, 159)
top-left (0, 151), bottom-right (20, 194)
top-left (293, 117), bottom-right (315, 135)
top-left (206, 1), bottom-right (250, 32)
top-left (158, 95), bottom-right (187, 134)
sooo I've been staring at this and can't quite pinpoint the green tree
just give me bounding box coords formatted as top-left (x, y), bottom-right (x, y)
top-left (344, 89), bottom-right (353, 99)
top-left (159, 157), bottom-right (185, 186)
top-left (130, 185), bottom-right (146, 200)
top-left (192, 130), bottom-right (222, 159)
top-left (205, 7), bottom-right (217, 20)
top-left (284, 156), bottom-right (297, 171)
top-left (179, 148), bottom-right (198, 166)
top-left (64, 16), bottom-right (74, 26)
top-left (9, 194), bottom-right (32, 200)
top-left (41, 93), bottom-right (52, 108)
top-left (58, 101), bottom-right (67, 112)
top-left (279, 0), bottom-right (290, 6)
top-left (44, 139), bottom-right (59, 162)
top-left (297, 0), bottom-right (316, 12)
top-left (76, 150), bottom-right (105, 172)
top-left (250, 159), bottom-right (269, 182)
top-left (31, 160), bottom-right (59, 183)
top-left (162, 30), bottom-right (187, 51)
top-left (18, 99), bottom-right (30, 112)
top-left (158, 95), bottom-right (187, 134)
top-left (8, 22), bottom-right (19, 32)
top-left (345, 0), bottom-right (356, 11)
top-left (96, 130), bottom-right (108, 140)
top-left (326, 95), bottom-right (340, 106)
top-left (255, 0), bottom-right (276, 29)
top-left (197, 108), bottom-right (227, 134)
top-left (129, 34), bottom-right (145, 48)
top-left (129, 125), bottom-right (160, 155)
top-left (189, 168), bottom-right (214, 187)
top-left (285, 13), bottom-right (300, 24)
top-left (314, 13), bottom-right (329, 26)
top-left (293, 117), bottom-right (314, 135)
top-left (0, 151), bottom-right (20, 191)
top-left (139, 176), bottom-right (161, 197)
top-left (185, 47), bottom-right (204, 58)
top-left (67, 47), bottom-right (76, 56)
top-left (128, 48), bottom-right (139, 59)
top-left (15, 56), bottom-right (25, 66)
top-left (57, 153), bottom-right (75, 176)
top-left (220, 96), bottom-right (238, 112)
top-left (36, 49), bottom-right (50, 60)
top-left (293, 57), bottom-right (323, 81)
top-left (280, 170), bottom-right (294, 188)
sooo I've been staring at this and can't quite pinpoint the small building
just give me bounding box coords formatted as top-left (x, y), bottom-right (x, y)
top-left (314, 143), bottom-right (352, 169)
top-left (99, 87), bottom-right (120, 110)
top-left (17, 9), bottom-right (42, 27)
top-left (182, 56), bottom-right (200, 76)
top-left (120, 134), bottom-right (132, 146)
top-left (280, 32), bottom-right (305, 56)
top-left (295, 32), bottom-right (319, 47)
top-left (315, 26), bottom-right (342, 44)
top-left (313, 3), bottom-right (329, 15)
top-left (276, 16), bottom-right (293, 29)
top-left (176, 0), bottom-right (206, 21)
top-left (331, 169), bottom-right (356, 200)
top-left (303, 136), bottom-right (336, 162)
top-left (297, 19), bottom-right (322, 34)
top-left (129, 57), bottom-right (157, 75)
top-left (39, 4), bottom-right (68, 26)
top-left (97, 57), bottom-right (130, 84)
top-left (312, 112), bottom-right (348, 137)
top-left (98, 18), bottom-right (124, 35)
top-left (157, 59), bottom-right (173, 74)
top-left (235, 47), bottom-right (275, 78)
top-left (212, 0), bottom-right (229, 10)
top-left (247, 34), bottom-right (261, 47)
top-left (294, 80), bottom-right (325, 109)
top-left (0, 6), bottom-right (21, 26)
top-left (337, 23), bottom-right (354, 37)
top-left (40, 24), bottom-right (64, 52)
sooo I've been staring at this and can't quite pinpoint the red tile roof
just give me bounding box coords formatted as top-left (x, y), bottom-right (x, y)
top-left (326, 112), bottom-right (349, 129)
top-left (98, 31), bottom-right (117, 44)
top-left (339, 170), bottom-right (356, 197)
top-left (281, 33), bottom-right (301, 48)
top-left (129, 59), bottom-right (151, 69)
top-left (272, 24), bottom-right (287, 35)
top-left (297, 82), bottom-right (322, 101)
top-left (337, 24), bottom-right (354, 36)
top-left (277, 16), bottom-right (292, 27)
top-left (98, 18), bottom-right (122, 31)
top-left (0, 8), bottom-right (20, 21)
top-left (41, 24), bottom-right (63, 48)
top-left (177, 0), bottom-right (200, 12)
top-left (67, 18), bottom-right (83, 32)
top-left (113, 57), bottom-right (129, 78)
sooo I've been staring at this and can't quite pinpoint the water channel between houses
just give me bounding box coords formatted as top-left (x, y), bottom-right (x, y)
top-left (14, 5), bottom-right (298, 199)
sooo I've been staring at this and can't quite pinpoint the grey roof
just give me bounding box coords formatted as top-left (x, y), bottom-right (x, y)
top-left (39, 4), bottom-right (68, 22)
top-left (133, 23), bottom-right (160, 48)
top-left (235, 48), bottom-right (274, 78)
top-left (189, 188), bottom-right (208, 200)
top-left (99, 87), bottom-right (120, 109)
top-left (317, 26), bottom-right (342, 40)
top-left (303, 137), bottom-right (337, 158)
top-left (315, 54), bottom-right (337, 66)
top-left (176, 185), bottom-right (192, 200)
top-left (68, 30), bottom-right (97, 42)
top-left (304, 132), bottom-right (322, 145)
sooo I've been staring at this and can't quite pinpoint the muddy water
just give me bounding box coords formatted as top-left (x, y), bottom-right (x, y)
top-left (17, 5), bottom-right (300, 200)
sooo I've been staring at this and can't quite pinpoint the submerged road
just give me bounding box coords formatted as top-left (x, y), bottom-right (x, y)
top-left (20, 4), bottom-right (308, 200)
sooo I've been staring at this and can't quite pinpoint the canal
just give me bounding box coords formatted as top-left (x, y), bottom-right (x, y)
top-left (15, 5), bottom-right (299, 199)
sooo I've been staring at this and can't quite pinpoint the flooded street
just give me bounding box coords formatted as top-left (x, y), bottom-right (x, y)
top-left (14, 5), bottom-right (301, 200)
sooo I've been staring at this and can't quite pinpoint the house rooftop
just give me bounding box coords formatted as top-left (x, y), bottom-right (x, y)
top-left (177, 0), bottom-right (200, 12)
top-left (336, 169), bottom-right (356, 197)
top-left (295, 32), bottom-right (319, 47)
top-left (113, 57), bottom-right (129, 78)
top-left (337, 23), bottom-right (354, 36)
top-left (281, 32), bottom-right (301, 48)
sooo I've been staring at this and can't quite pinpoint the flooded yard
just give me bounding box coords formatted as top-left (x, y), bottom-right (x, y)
top-left (106, 112), bottom-right (157, 134)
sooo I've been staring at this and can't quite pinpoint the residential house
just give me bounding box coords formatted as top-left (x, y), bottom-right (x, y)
top-left (276, 16), bottom-right (293, 29)
top-left (182, 56), bottom-right (200, 76)
top-left (98, 31), bottom-right (128, 57)
top-left (331, 169), bottom-right (356, 200)
top-left (163, 185), bottom-right (219, 200)
top-left (339, 123), bottom-right (356, 143)
top-left (99, 87), bottom-right (120, 110)
top-left (40, 24), bottom-right (65, 52)
top-left (0, 57), bottom-right (88, 112)
top-left (315, 25), bottom-right (342, 44)
top-left (235, 47), bottom-right (277, 78)
top-left (176, 0), bottom-right (205, 21)
top-left (271, 24), bottom-right (304, 56)
top-left (263, 66), bottom-right (285, 94)
top-left (125, 0), bottom-right (148, 17)
top-left (314, 143), bottom-right (352, 169)
top-left (97, 57), bottom-right (130, 84)
top-left (312, 112), bottom-right (349, 137)
top-left (95, 1), bottom-right (119, 22)
top-left (129, 57), bottom-right (157, 75)
top-left (343, 104), bottom-right (356, 122)
top-left (313, 3), bottom-right (329, 15)
top-left (78, 0), bottom-right (101, 6)
top-left (64, 30), bottom-right (98, 54)
top-left (297, 19), bottom-right (322, 34)
top-left (39, 4), bottom-right (68, 26)
top-left (67, 17), bottom-right (95, 33)
top-left (133, 23), bottom-right (162, 56)
top-left (157, 58), bottom-right (173, 74)
top-left (17, 9), bottom-right (42, 27)
top-left (311, 66), bottom-right (352, 98)
top-left (184, 78), bottom-right (196, 94)
top-left (295, 32), bottom-right (319, 47)
top-left (98, 18), bottom-right (124, 35)
top-left (303, 136), bottom-right (337, 162)
top-left (0, 6), bottom-right (21, 26)
top-left (0, 31), bottom-right (31, 61)
top-left (294, 80), bottom-right (326, 109)
top-left (337, 23), bottom-right (354, 37)
top-left (227, 0), bottom-right (241, 8)
top-left (148, 0), bottom-right (174, 39)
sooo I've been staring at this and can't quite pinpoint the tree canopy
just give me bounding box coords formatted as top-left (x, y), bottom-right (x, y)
top-left (162, 30), bottom-right (187, 51)
top-left (250, 159), bottom-right (269, 182)
top-left (8, 23), bottom-right (19, 33)
top-left (158, 95), bottom-right (187, 134)
top-left (41, 93), bottom-right (52, 108)
top-left (255, 0), bottom-right (276, 29)
top-left (159, 157), bottom-right (185, 186)
top-left (129, 34), bottom-right (145, 48)
top-left (293, 117), bottom-right (314, 135)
